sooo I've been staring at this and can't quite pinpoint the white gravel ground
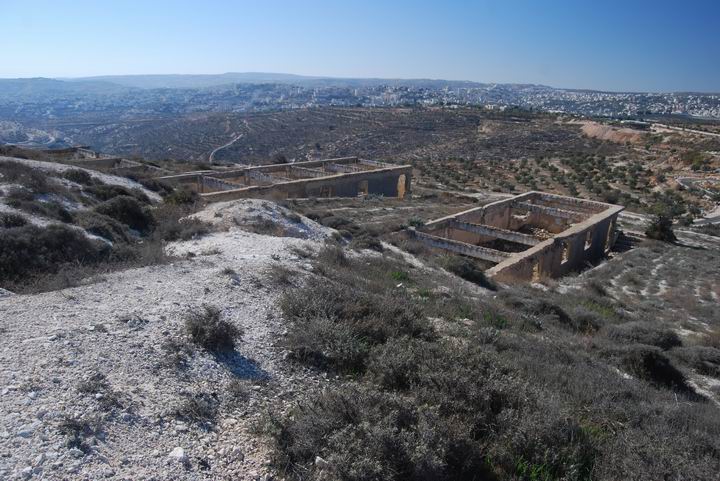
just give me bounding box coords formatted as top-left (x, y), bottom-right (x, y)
top-left (0, 156), bottom-right (161, 202)
top-left (0, 202), bottom-right (331, 480)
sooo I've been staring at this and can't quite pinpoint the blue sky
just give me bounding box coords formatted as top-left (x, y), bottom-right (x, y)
top-left (3, 0), bottom-right (719, 92)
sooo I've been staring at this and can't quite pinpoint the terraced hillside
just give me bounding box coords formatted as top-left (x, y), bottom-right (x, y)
top-left (58, 107), bottom-right (719, 221)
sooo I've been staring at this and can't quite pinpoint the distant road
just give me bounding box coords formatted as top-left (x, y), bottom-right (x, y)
top-left (675, 176), bottom-right (720, 225)
top-left (676, 176), bottom-right (718, 197)
top-left (694, 206), bottom-right (720, 226)
top-left (208, 133), bottom-right (244, 162)
top-left (652, 123), bottom-right (720, 138)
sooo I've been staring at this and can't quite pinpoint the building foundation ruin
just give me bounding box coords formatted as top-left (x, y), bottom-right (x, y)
top-left (156, 157), bottom-right (412, 202)
top-left (411, 191), bottom-right (624, 282)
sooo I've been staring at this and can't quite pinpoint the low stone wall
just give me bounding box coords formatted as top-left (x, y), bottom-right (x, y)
top-left (201, 176), bottom-right (244, 193)
top-left (154, 157), bottom-right (411, 202)
top-left (200, 166), bottom-right (412, 202)
top-left (66, 157), bottom-right (124, 170)
top-left (411, 229), bottom-right (512, 263)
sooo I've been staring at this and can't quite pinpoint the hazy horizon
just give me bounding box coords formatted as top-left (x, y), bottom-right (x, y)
top-left (1, 71), bottom-right (719, 95)
top-left (3, 0), bottom-right (720, 93)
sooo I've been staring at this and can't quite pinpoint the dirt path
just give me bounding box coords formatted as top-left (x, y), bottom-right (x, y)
top-left (208, 121), bottom-right (251, 162)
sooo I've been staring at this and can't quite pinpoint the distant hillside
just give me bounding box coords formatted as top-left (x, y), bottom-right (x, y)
top-left (0, 77), bottom-right (133, 100)
top-left (70, 72), bottom-right (492, 90)
top-left (1, 74), bottom-right (718, 125)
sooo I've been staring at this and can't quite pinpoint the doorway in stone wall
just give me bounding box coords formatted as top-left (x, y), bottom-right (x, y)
top-left (397, 174), bottom-right (407, 199)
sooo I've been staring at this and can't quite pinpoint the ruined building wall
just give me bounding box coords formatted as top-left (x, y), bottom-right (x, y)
top-left (198, 167), bottom-right (412, 203)
top-left (416, 191), bottom-right (624, 283)
top-left (155, 157), bottom-right (411, 202)
top-left (486, 210), bottom-right (621, 283)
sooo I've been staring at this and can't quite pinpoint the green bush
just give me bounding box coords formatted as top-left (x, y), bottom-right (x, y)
top-left (0, 212), bottom-right (27, 228)
top-left (645, 214), bottom-right (676, 242)
top-left (605, 322), bottom-right (682, 350)
top-left (94, 196), bottom-right (154, 233)
top-left (85, 184), bottom-right (150, 204)
top-left (73, 210), bottom-right (132, 244)
top-left (164, 187), bottom-right (199, 205)
top-left (280, 275), bottom-right (431, 373)
top-left (0, 224), bottom-right (108, 284)
top-left (63, 169), bottom-right (95, 186)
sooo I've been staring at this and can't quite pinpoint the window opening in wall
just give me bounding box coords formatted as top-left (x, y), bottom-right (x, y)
top-left (561, 241), bottom-right (570, 264)
top-left (585, 229), bottom-right (593, 250)
top-left (532, 261), bottom-right (541, 282)
top-left (397, 174), bottom-right (407, 199)
top-left (605, 220), bottom-right (615, 251)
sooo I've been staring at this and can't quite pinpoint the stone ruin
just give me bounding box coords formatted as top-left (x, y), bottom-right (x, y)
top-left (410, 191), bottom-right (624, 282)
top-left (156, 156), bottom-right (412, 202)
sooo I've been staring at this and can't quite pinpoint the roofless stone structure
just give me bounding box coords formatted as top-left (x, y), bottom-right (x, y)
top-left (156, 157), bottom-right (411, 202)
top-left (411, 191), bottom-right (624, 282)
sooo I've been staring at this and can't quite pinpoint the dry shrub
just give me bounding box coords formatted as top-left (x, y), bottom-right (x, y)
top-left (6, 194), bottom-right (74, 223)
top-left (349, 234), bottom-right (384, 252)
top-left (267, 343), bottom-right (596, 481)
top-left (63, 169), bottom-right (95, 186)
top-left (94, 195), bottom-right (154, 233)
top-left (442, 255), bottom-right (496, 290)
top-left (0, 224), bottom-right (108, 285)
top-left (85, 184), bottom-right (150, 204)
top-left (605, 321), bottom-right (682, 350)
top-left (0, 212), bottom-right (27, 228)
top-left (173, 392), bottom-right (219, 426)
top-left (185, 305), bottom-right (242, 352)
top-left (269, 240), bottom-right (720, 481)
top-left (163, 187), bottom-right (200, 205)
top-left (241, 215), bottom-right (302, 238)
top-left (73, 210), bottom-right (131, 243)
top-left (619, 345), bottom-right (691, 393)
top-left (0, 160), bottom-right (49, 191)
top-left (266, 264), bottom-right (294, 286)
top-left (671, 346), bottom-right (720, 377)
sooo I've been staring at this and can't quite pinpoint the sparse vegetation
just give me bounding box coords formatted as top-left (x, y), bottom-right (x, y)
top-left (0, 224), bottom-right (108, 285)
top-left (266, 264), bottom-right (294, 286)
top-left (348, 233), bottom-right (383, 252)
top-left (163, 187), bottom-right (199, 205)
top-left (57, 417), bottom-right (101, 454)
top-left (184, 305), bottom-right (242, 352)
top-left (0, 212), bottom-right (27, 228)
top-left (441, 255), bottom-right (496, 290)
top-left (267, 243), bottom-right (720, 481)
top-left (0, 163), bottom-right (218, 292)
top-left (173, 392), bottom-right (219, 426)
top-left (2, 109), bottom-right (720, 481)
top-left (645, 213), bottom-right (676, 242)
top-left (63, 168), bottom-right (95, 186)
top-left (94, 195), bottom-right (154, 233)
